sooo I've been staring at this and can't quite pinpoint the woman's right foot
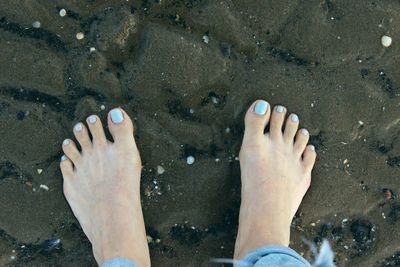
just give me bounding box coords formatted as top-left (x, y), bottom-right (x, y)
top-left (234, 100), bottom-right (317, 260)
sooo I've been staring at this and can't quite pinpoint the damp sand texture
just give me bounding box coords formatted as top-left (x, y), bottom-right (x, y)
top-left (1, 1), bottom-right (400, 266)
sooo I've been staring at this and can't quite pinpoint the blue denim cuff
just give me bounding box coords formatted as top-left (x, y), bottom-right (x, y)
top-left (100, 257), bottom-right (139, 267)
top-left (236, 245), bottom-right (312, 267)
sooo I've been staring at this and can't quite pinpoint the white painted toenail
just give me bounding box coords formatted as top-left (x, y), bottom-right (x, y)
top-left (110, 109), bottom-right (124, 124)
top-left (75, 124), bottom-right (82, 132)
top-left (254, 101), bottom-right (268, 115)
top-left (301, 129), bottom-right (309, 135)
top-left (310, 145), bottom-right (315, 151)
top-left (89, 116), bottom-right (97, 124)
top-left (276, 106), bottom-right (284, 113)
top-left (61, 155), bottom-right (67, 161)
top-left (291, 114), bottom-right (298, 122)
top-left (63, 139), bottom-right (70, 146)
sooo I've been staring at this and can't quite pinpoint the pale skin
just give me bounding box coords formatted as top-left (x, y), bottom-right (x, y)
top-left (60, 100), bottom-right (316, 266)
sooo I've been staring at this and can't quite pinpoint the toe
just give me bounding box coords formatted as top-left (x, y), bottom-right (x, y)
top-left (269, 105), bottom-right (287, 139)
top-left (86, 115), bottom-right (107, 147)
top-left (60, 155), bottom-right (74, 178)
top-left (107, 108), bottom-right (135, 144)
top-left (62, 139), bottom-right (82, 165)
top-left (283, 114), bottom-right (299, 143)
top-left (294, 128), bottom-right (310, 156)
top-left (243, 100), bottom-right (271, 139)
top-left (73, 123), bottom-right (92, 153)
top-left (302, 145), bottom-right (317, 171)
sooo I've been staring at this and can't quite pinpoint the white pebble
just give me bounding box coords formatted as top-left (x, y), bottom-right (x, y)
top-left (381, 35), bottom-right (392, 47)
top-left (32, 21), bottom-right (41, 28)
top-left (37, 169), bottom-right (43, 174)
top-left (225, 127), bottom-right (230, 133)
top-left (76, 32), bottom-right (85, 40)
top-left (90, 47), bottom-right (96, 52)
top-left (10, 256), bottom-right (15, 260)
top-left (187, 156), bottom-right (195, 165)
top-left (189, 108), bottom-right (194, 114)
top-left (157, 165), bottom-right (165, 174)
top-left (202, 34), bottom-right (209, 44)
top-left (100, 104), bottom-right (105, 110)
top-left (215, 158), bottom-right (220, 162)
top-left (59, 9), bottom-right (67, 17)
top-left (39, 184), bottom-right (49, 191)
top-left (358, 120), bottom-right (364, 126)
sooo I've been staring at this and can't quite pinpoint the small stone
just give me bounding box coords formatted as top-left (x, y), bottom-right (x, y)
top-left (225, 127), bottom-right (230, 133)
top-left (10, 256), bottom-right (15, 260)
top-left (310, 222), bottom-right (316, 227)
top-left (90, 47), bottom-right (96, 52)
top-left (32, 21), bottom-right (41, 28)
top-left (157, 165), bottom-right (165, 174)
top-left (146, 235), bottom-right (153, 243)
top-left (76, 32), bottom-right (85, 40)
top-left (358, 121), bottom-right (364, 126)
top-left (59, 9), bottom-right (67, 17)
top-left (100, 104), bottom-right (105, 110)
top-left (202, 34), bottom-right (209, 44)
top-left (155, 238), bottom-right (161, 244)
top-left (381, 35), bottom-right (392, 47)
top-left (16, 111), bottom-right (25, 121)
top-left (37, 169), bottom-right (43, 174)
top-left (215, 158), bottom-right (220, 162)
top-left (189, 108), bottom-right (194, 114)
top-left (187, 156), bottom-right (195, 165)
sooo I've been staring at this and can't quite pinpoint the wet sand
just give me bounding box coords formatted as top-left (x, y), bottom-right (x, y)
top-left (1, 0), bottom-right (400, 266)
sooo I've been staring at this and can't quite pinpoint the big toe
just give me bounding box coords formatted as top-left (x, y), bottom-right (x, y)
top-left (108, 108), bottom-right (135, 144)
top-left (243, 100), bottom-right (271, 139)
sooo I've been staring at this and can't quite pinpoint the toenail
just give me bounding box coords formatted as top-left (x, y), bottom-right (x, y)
top-left (89, 116), bottom-right (97, 124)
top-left (61, 155), bottom-right (67, 161)
top-left (110, 109), bottom-right (124, 124)
top-left (301, 129), bottom-right (309, 135)
top-left (254, 101), bottom-right (268, 115)
top-left (63, 139), bottom-right (70, 146)
top-left (310, 145), bottom-right (315, 151)
top-left (75, 124), bottom-right (82, 132)
top-left (291, 114), bottom-right (298, 122)
top-left (276, 106), bottom-right (284, 113)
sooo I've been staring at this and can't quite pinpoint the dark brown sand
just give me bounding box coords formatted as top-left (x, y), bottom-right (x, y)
top-left (1, 0), bottom-right (400, 266)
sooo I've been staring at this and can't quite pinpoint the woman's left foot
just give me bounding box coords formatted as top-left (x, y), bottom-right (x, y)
top-left (60, 108), bottom-right (150, 267)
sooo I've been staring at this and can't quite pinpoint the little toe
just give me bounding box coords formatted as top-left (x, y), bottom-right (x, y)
top-left (294, 128), bottom-right (310, 156)
top-left (86, 115), bottom-right (107, 147)
top-left (73, 123), bottom-right (92, 153)
top-left (60, 155), bottom-right (74, 179)
top-left (283, 114), bottom-right (299, 143)
top-left (302, 145), bottom-right (317, 171)
top-left (243, 100), bottom-right (271, 140)
top-left (62, 139), bottom-right (82, 165)
top-left (269, 105), bottom-right (287, 139)
top-left (107, 108), bottom-right (135, 144)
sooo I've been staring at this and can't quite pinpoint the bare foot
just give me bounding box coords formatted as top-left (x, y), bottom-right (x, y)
top-left (60, 108), bottom-right (150, 267)
top-left (234, 100), bottom-right (316, 260)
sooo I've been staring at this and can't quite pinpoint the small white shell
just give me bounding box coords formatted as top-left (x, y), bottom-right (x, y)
top-left (381, 35), bottom-right (392, 47)
top-left (187, 156), bottom-right (195, 165)
top-left (32, 21), bottom-right (41, 28)
top-left (76, 32), bottom-right (85, 40)
top-left (157, 165), bottom-right (165, 174)
top-left (39, 184), bottom-right (49, 191)
top-left (59, 9), bottom-right (67, 17)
